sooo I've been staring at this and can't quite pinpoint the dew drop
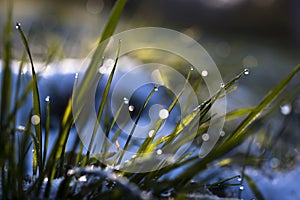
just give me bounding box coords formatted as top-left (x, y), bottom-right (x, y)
top-left (75, 72), bottom-right (79, 79)
top-left (243, 68), bottom-right (250, 75)
top-left (31, 115), bottom-right (40, 125)
top-left (280, 103), bottom-right (292, 115)
top-left (43, 177), bottom-right (49, 182)
top-left (239, 185), bottom-right (244, 190)
top-left (220, 83), bottom-right (225, 88)
top-left (148, 130), bottom-right (155, 137)
top-left (156, 149), bottom-right (163, 155)
top-left (220, 130), bottom-right (225, 137)
top-left (123, 97), bottom-right (129, 104)
top-left (131, 154), bottom-right (137, 159)
top-left (202, 133), bottom-right (210, 141)
top-left (15, 22), bottom-right (21, 29)
top-left (159, 109), bottom-right (169, 119)
top-left (190, 66), bottom-right (194, 71)
top-left (45, 96), bottom-right (50, 102)
top-left (128, 105), bottom-right (134, 112)
top-left (154, 86), bottom-right (159, 92)
top-left (201, 70), bottom-right (208, 77)
top-left (16, 125), bottom-right (26, 132)
top-left (237, 177), bottom-right (242, 182)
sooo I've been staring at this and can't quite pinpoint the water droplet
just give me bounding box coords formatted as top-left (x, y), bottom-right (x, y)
top-left (123, 97), bottom-right (129, 104)
top-left (75, 72), bottom-right (79, 79)
top-left (159, 109), bottom-right (169, 119)
top-left (202, 133), bottom-right (210, 141)
top-left (280, 103), bottom-right (292, 115)
top-left (154, 86), bottom-right (159, 92)
top-left (243, 68), bottom-right (250, 75)
top-left (78, 175), bottom-right (87, 182)
top-left (31, 115), bottom-right (40, 125)
top-left (16, 125), bottom-right (26, 132)
top-left (201, 70), bottom-right (208, 77)
top-left (131, 154), bottom-right (137, 159)
top-left (220, 83), bottom-right (225, 88)
top-left (45, 96), bottom-right (50, 102)
top-left (128, 105), bottom-right (134, 112)
top-left (15, 23), bottom-right (21, 29)
top-left (237, 177), bottom-right (242, 182)
top-left (148, 130), bottom-right (155, 137)
top-left (239, 185), bottom-right (244, 190)
top-left (156, 149), bottom-right (163, 155)
top-left (43, 177), bottom-right (49, 182)
top-left (220, 130), bottom-right (225, 137)
top-left (190, 66), bottom-right (194, 71)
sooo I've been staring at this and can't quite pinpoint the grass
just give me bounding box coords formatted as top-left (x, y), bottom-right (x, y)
top-left (1, 0), bottom-right (300, 199)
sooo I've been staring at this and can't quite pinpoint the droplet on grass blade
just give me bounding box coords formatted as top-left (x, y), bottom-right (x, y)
top-left (128, 105), bottom-right (134, 112)
top-left (148, 130), bottom-right (155, 137)
top-left (201, 70), bottom-right (208, 77)
top-left (219, 130), bottom-right (225, 137)
top-left (45, 96), bottom-right (50, 102)
top-left (31, 115), bottom-right (40, 125)
top-left (123, 97), bottom-right (129, 104)
top-left (243, 68), bottom-right (250, 75)
top-left (15, 22), bottom-right (21, 29)
top-left (220, 82), bottom-right (225, 88)
top-left (159, 109), bottom-right (169, 119)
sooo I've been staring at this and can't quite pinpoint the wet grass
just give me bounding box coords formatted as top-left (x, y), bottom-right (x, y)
top-left (1, 0), bottom-right (300, 199)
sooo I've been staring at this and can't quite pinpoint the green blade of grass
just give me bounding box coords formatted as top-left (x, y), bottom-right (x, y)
top-left (117, 86), bottom-right (157, 165)
top-left (0, 1), bottom-right (13, 127)
top-left (43, 96), bottom-right (50, 168)
top-left (16, 23), bottom-right (43, 175)
top-left (244, 174), bottom-right (265, 200)
top-left (87, 40), bottom-right (121, 156)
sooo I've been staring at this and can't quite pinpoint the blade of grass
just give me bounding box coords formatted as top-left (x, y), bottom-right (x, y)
top-left (0, 0), bottom-right (13, 127)
top-left (87, 40), bottom-right (121, 158)
top-left (16, 23), bottom-right (43, 175)
top-left (117, 86), bottom-right (157, 165)
top-left (244, 174), bottom-right (265, 200)
top-left (43, 96), bottom-right (50, 168)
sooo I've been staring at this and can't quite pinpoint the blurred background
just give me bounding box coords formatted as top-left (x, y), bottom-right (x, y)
top-left (1, 0), bottom-right (300, 87)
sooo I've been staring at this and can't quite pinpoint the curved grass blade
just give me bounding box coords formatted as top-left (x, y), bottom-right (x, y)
top-left (16, 23), bottom-right (43, 175)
